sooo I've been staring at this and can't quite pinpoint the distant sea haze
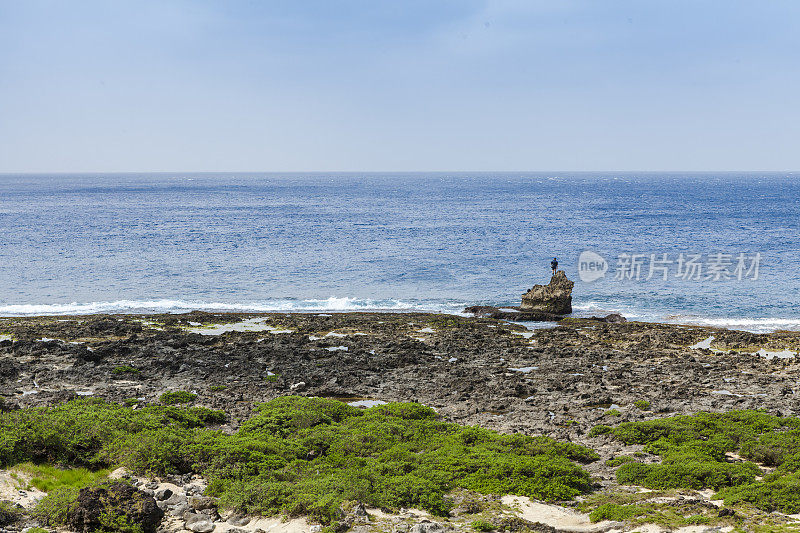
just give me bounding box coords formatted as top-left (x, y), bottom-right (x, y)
top-left (1, 172), bottom-right (798, 333)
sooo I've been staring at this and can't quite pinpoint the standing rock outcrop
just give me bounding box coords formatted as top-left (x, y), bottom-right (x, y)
top-left (69, 482), bottom-right (164, 533)
top-left (520, 270), bottom-right (574, 314)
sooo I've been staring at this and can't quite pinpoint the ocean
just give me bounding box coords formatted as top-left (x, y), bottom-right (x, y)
top-left (1, 172), bottom-right (798, 333)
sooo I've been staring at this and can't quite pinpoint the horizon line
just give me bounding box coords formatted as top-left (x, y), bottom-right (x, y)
top-left (1, 169), bottom-right (799, 175)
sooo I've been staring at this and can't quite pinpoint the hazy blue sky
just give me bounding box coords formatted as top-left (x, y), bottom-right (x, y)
top-left (1, 1), bottom-right (799, 172)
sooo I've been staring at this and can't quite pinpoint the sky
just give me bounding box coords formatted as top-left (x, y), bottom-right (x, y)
top-left (1, 0), bottom-right (799, 172)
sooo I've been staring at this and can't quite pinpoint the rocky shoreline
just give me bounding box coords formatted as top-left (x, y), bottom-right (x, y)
top-left (2, 311), bottom-right (800, 532)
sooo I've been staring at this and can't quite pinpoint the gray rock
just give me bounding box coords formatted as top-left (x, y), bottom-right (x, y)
top-left (188, 496), bottom-right (217, 511)
top-left (227, 515), bottom-right (251, 527)
top-left (410, 521), bottom-right (447, 533)
top-left (185, 513), bottom-right (215, 533)
top-left (170, 503), bottom-right (190, 517)
top-left (155, 488), bottom-right (173, 501)
top-left (164, 493), bottom-right (188, 507)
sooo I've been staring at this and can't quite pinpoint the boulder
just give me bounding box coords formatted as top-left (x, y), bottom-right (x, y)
top-left (69, 482), bottom-right (164, 533)
top-left (185, 512), bottom-right (215, 533)
top-left (154, 488), bottom-right (173, 501)
top-left (187, 495), bottom-right (217, 511)
top-left (520, 271), bottom-right (574, 314)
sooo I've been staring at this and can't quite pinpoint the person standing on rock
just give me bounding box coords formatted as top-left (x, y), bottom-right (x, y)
top-left (551, 257), bottom-right (558, 275)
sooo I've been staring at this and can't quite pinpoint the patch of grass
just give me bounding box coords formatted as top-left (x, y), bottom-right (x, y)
top-left (111, 366), bottom-right (140, 375)
top-left (1, 397), bottom-right (596, 525)
top-left (634, 400), bottom-right (650, 411)
top-left (265, 374), bottom-right (279, 383)
top-left (27, 527), bottom-right (49, 533)
top-left (210, 385), bottom-right (228, 392)
top-left (13, 462), bottom-right (110, 492)
top-left (606, 409), bottom-right (622, 417)
top-left (159, 391), bottom-right (197, 405)
top-left (601, 410), bottom-right (800, 513)
top-left (589, 503), bottom-right (647, 522)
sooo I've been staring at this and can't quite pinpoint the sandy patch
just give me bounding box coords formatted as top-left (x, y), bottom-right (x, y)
top-left (502, 495), bottom-right (619, 533)
top-left (0, 469), bottom-right (47, 508)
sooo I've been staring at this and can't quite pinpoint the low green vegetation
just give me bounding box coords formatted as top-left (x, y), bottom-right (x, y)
top-left (0, 397), bottom-right (597, 525)
top-left (13, 463), bottom-right (110, 492)
top-left (588, 425), bottom-right (612, 437)
top-left (605, 409), bottom-right (621, 417)
top-left (210, 385), bottom-right (228, 392)
top-left (0, 501), bottom-right (21, 526)
top-left (634, 400), bottom-right (651, 410)
top-left (33, 485), bottom-right (81, 527)
top-left (605, 456), bottom-right (636, 467)
top-left (597, 410), bottom-right (800, 513)
top-left (471, 518), bottom-right (495, 531)
top-left (589, 503), bottom-right (647, 522)
top-left (112, 366), bottom-right (140, 375)
top-left (159, 391), bottom-right (197, 404)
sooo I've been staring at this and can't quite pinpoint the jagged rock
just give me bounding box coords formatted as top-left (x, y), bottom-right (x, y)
top-left (520, 270), bottom-right (574, 314)
top-left (593, 313), bottom-right (627, 323)
top-left (68, 482), bottom-right (164, 533)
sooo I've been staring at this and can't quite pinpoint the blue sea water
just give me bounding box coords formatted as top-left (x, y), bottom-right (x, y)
top-left (1, 172), bottom-right (799, 332)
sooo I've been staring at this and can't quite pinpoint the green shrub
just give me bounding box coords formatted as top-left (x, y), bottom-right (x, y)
top-left (601, 410), bottom-right (800, 513)
top-left (1, 397), bottom-right (597, 524)
top-left (634, 400), bottom-right (651, 411)
top-left (210, 385), bottom-right (228, 392)
top-left (34, 481), bottom-right (144, 533)
top-left (0, 501), bottom-right (22, 526)
top-left (589, 503), bottom-right (646, 522)
top-left (605, 456), bottom-right (636, 467)
top-left (717, 471), bottom-right (800, 513)
top-left (606, 409), bottom-right (621, 417)
top-left (472, 519), bottom-right (495, 531)
top-left (159, 391), bottom-right (197, 405)
top-left (588, 425), bottom-right (612, 437)
top-left (112, 366), bottom-right (140, 375)
top-left (34, 486), bottom-right (80, 526)
top-left (616, 459), bottom-right (759, 490)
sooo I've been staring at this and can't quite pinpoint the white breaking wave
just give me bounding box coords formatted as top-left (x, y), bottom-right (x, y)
top-left (672, 317), bottom-right (800, 334)
top-left (0, 297), bottom-right (470, 317)
top-left (573, 302), bottom-right (800, 334)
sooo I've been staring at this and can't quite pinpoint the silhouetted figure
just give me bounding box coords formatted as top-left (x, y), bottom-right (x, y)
top-left (551, 257), bottom-right (558, 275)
